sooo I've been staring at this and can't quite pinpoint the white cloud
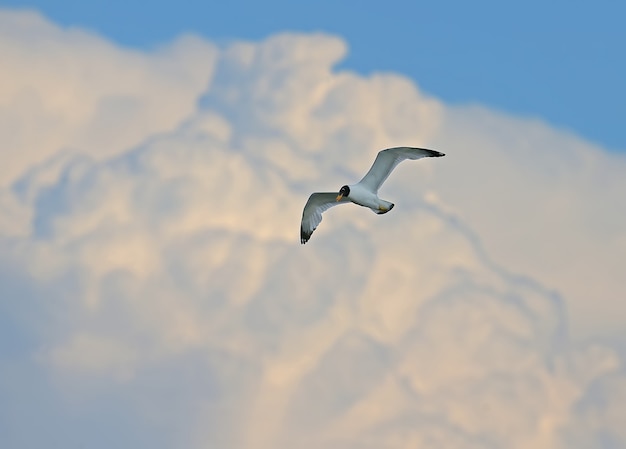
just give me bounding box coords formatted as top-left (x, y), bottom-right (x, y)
top-left (0, 9), bottom-right (217, 185)
top-left (1, 8), bottom-right (625, 449)
top-left (47, 333), bottom-right (137, 381)
top-left (429, 105), bottom-right (626, 338)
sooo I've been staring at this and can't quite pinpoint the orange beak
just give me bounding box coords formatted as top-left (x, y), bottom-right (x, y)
top-left (336, 194), bottom-right (343, 201)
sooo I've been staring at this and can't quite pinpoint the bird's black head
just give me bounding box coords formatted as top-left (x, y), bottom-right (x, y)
top-left (336, 185), bottom-right (350, 201)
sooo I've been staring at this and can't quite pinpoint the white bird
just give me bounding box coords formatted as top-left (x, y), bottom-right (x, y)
top-left (300, 146), bottom-right (445, 244)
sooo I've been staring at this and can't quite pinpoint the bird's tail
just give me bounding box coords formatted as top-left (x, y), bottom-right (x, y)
top-left (373, 201), bottom-right (394, 215)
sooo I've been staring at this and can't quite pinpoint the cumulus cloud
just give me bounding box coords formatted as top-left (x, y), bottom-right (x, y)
top-left (1, 8), bottom-right (625, 449)
top-left (0, 9), bottom-right (217, 185)
top-left (429, 105), bottom-right (626, 338)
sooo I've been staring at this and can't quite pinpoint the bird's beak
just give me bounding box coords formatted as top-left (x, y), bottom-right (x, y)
top-left (336, 194), bottom-right (343, 201)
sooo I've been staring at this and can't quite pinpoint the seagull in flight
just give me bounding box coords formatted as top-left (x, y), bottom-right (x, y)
top-left (300, 147), bottom-right (445, 244)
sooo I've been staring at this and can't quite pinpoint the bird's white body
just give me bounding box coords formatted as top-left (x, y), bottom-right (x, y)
top-left (344, 183), bottom-right (394, 213)
top-left (300, 146), bottom-right (445, 244)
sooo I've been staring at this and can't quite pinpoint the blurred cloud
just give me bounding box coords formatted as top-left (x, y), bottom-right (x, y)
top-left (1, 8), bottom-right (625, 449)
top-left (0, 9), bottom-right (216, 185)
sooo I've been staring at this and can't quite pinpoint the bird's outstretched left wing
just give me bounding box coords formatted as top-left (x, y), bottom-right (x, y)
top-left (300, 192), bottom-right (351, 244)
top-left (358, 147), bottom-right (445, 193)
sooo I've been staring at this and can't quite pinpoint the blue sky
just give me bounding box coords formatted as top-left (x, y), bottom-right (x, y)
top-left (4, 0), bottom-right (626, 152)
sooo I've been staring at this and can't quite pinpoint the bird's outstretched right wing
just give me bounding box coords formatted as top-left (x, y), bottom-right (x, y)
top-left (358, 147), bottom-right (445, 193)
top-left (300, 192), bottom-right (351, 244)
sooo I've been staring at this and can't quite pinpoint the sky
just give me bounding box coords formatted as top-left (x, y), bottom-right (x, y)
top-left (1, 4), bottom-right (626, 449)
top-left (3, 0), bottom-right (626, 152)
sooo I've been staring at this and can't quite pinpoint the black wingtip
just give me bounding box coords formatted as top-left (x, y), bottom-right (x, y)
top-left (300, 227), bottom-right (312, 244)
top-left (412, 147), bottom-right (445, 157)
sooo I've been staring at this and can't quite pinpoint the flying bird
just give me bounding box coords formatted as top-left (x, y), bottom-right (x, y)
top-left (300, 146), bottom-right (445, 244)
